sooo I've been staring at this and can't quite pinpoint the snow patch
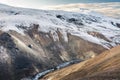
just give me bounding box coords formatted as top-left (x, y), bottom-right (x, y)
top-left (0, 46), bottom-right (10, 63)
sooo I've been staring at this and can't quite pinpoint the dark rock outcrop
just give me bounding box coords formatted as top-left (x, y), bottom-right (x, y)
top-left (116, 23), bottom-right (120, 28)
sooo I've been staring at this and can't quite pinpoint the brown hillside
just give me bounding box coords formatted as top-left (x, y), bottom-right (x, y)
top-left (42, 45), bottom-right (120, 80)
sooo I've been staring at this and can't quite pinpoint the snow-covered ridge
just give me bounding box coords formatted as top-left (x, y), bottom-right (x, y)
top-left (0, 4), bottom-right (120, 48)
top-left (46, 2), bottom-right (120, 19)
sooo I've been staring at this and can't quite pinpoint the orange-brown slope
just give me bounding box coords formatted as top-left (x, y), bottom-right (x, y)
top-left (42, 45), bottom-right (120, 80)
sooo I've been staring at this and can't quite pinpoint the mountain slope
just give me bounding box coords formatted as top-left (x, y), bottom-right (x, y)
top-left (42, 45), bottom-right (120, 80)
top-left (0, 3), bottom-right (120, 80)
top-left (0, 3), bottom-right (120, 48)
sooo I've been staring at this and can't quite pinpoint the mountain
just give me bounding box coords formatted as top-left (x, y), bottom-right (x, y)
top-left (42, 45), bottom-right (120, 80)
top-left (47, 2), bottom-right (120, 19)
top-left (0, 3), bottom-right (120, 80)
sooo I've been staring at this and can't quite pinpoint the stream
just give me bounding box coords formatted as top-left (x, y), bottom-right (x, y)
top-left (21, 60), bottom-right (81, 80)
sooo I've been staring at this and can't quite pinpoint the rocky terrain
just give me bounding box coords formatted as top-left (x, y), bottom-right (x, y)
top-left (0, 3), bottom-right (120, 80)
